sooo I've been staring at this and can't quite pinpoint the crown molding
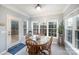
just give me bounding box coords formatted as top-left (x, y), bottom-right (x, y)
top-left (31, 12), bottom-right (63, 18)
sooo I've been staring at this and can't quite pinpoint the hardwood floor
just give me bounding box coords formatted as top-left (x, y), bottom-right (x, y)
top-left (11, 35), bottom-right (19, 43)
top-left (51, 43), bottom-right (68, 55)
top-left (2, 43), bottom-right (68, 55)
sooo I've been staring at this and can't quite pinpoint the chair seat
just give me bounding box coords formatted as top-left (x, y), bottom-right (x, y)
top-left (41, 50), bottom-right (49, 55)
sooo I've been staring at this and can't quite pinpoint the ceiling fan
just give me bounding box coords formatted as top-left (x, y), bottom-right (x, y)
top-left (35, 4), bottom-right (41, 10)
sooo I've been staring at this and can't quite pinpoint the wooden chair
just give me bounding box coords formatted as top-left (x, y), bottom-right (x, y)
top-left (26, 38), bottom-right (39, 55)
top-left (40, 37), bottom-right (53, 55)
top-left (26, 37), bottom-right (53, 55)
top-left (28, 44), bottom-right (41, 55)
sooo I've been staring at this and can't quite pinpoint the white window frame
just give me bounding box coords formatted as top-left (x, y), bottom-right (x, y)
top-left (39, 22), bottom-right (47, 36)
top-left (47, 20), bottom-right (58, 38)
top-left (31, 21), bottom-right (39, 35)
top-left (65, 16), bottom-right (75, 48)
top-left (23, 20), bottom-right (28, 36)
top-left (31, 19), bottom-right (58, 38)
top-left (75, 15), bottom-right (79, 49)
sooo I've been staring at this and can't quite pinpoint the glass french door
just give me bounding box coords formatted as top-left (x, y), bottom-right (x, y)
top-left (7, 19), bottom-right (19, 48)
top-left (11, 21), bottom-right (19, 43)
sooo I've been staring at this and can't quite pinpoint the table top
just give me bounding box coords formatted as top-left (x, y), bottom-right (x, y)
top-left (29, 35), bottom-right (51, 45)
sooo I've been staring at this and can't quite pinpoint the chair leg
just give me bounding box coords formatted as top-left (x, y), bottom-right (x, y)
top-left (49, 49), bottom-right (51, 55)
top-left (26, 48), bottom-right (28, 52)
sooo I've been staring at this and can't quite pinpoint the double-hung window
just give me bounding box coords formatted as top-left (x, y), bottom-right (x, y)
top-left (32, 21), bottom-right (58, 37)
top-left (48, 22), bottom-right (57, 36)
top-left (66, 18), bottom-right (73, 44)
top-left (23, 21), bottom-right (27, 35)
top-left (33, 23), bottom-right (39, 35)
top-left (67, 30), bottom-right (72, 43)
top-left (75, 16), bottom-right (79, 49)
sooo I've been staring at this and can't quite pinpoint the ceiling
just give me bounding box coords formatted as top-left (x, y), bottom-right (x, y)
top-left (3, 4), bottom-right (69, 17)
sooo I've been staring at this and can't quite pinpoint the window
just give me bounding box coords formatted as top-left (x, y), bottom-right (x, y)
top-left (75, 16), bottom-right (79, 48)
top-left (33, 23), bottom-right (39, 35)
top-left (66, 18), bottom-right (73, 44)
top-left (67, 18), bottom-right (73, 28)
top-left (75, 31), bottom-right (79, 49)
top-left (40, 23), bottom-right (47, 36)
top-left (23, 21), bottom-right (27, 35)
top-left (32, 21), bottom-right (57, 37)
top-left (48, 22), bottom-right (57, 36)
top-left (76, 17), bottom-right (79, 29)
top-left (66, 15), bottom-right (79, 49)
top-left (67, 30), bottom-right (72, 43)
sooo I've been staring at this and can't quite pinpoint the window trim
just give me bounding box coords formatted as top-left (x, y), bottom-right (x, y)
top-left (32, 21), bottom-right (39, 35)
top-left (23, 20), bottom-right (28, 36)
top-left (31, 20), bottom-right (58, 38)
top-left (47, 20), bottom-right (58, 38)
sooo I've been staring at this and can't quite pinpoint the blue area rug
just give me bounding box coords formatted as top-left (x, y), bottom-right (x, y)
top-left (8, 43), bottom-right (25, 55)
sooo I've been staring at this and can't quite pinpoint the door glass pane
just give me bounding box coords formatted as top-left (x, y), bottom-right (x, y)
top-left (11, 21), bottom-right (19, 43)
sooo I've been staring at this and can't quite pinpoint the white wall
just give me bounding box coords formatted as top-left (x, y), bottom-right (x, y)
top-left (0, 26), bottom-right (7, 54)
